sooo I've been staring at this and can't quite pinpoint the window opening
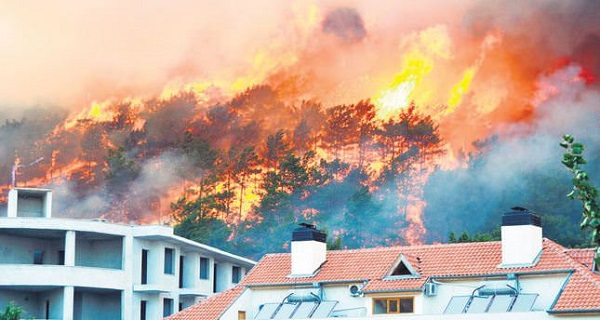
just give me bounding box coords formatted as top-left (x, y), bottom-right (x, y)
top-left (373, 298), bottom-right (413, 314)
top-left (164, 248), bottom-right (174, 274)
top-left (163, 298), bottom-right (174, 317)
top-left (200, 257), bottom-right (210, 279)
top-left (391, 261), bottom-right (411, 276)
top-left (232, 266), bottom-right (241, 283)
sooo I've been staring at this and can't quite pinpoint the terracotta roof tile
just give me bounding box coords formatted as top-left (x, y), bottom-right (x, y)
top-left (242, 239), bottom-right (575, 289)
top-left (549, 247), bottom-right (600, 313)
top-left (170, 239), bottom-right (600, 318)
top-left (165, 285), bottom-right (246, 320)
top-left (564, 247), bottom-right (595, 269)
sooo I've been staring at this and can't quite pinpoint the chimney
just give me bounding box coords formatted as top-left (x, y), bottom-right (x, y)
top-left (291, 223), bottom-right (326, 276)
top-left (501, 207), bottom-right (542, 267)
top-left (7, 188), bottom-right (53, 218)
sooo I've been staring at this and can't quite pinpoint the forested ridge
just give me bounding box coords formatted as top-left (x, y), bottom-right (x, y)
top-left (3, 83), bottom-right (596, 260)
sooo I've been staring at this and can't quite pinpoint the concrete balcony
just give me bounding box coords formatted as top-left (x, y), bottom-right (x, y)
top-left (0, 264), bottom-right (127, 290)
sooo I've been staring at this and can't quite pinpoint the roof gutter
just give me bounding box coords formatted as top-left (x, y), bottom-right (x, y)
top-left (547, 309), bottom-right (600, 315)
top-left (430, 269), bottom-right (573, 280)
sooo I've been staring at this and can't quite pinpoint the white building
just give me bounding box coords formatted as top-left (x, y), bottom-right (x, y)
top-left (168, 209), bottom-right (600, 320)
top-left (0, 188), bottom-right (255, 320)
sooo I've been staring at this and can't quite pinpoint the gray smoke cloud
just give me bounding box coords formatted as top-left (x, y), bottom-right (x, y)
top-left (50, 151), bottom-right (187, 224)
top-left (321, 7), bottom-right (367, 43)
top-left (424, 65), bottom-right (600, 244)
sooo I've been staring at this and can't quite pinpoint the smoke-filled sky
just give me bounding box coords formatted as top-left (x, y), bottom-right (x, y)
top-left (0, 0), bottom-right (469, 107)
top-left (2, 0), bottom-right (598, 146)
top-left (2, 0), bottom-right (593, 106)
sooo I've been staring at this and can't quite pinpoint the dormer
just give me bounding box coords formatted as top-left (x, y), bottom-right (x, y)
top-left (7, 188), bottom-right (53, 218)
top-left (385, 254), bottom-right (420, 279)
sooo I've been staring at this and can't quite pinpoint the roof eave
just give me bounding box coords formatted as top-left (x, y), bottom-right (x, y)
top-left (547, 309), bottom-right (600, 315)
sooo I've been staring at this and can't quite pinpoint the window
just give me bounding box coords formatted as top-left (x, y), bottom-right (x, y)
top-left (33, 250), bottom-right (44, 264)
top-left (232, 266), bottom-right (241, 283)
top-left (200, 257), bottom-right (210, 279)
top-left (140, 300), bottom-right (147, 320)
top-left (58, 250), bottom-right (65, 265)
top-left (163, 298), bottom-right (174, 317)
top-left (373, 297), bottom-right (414, 314)
top-left (164, 248), bottom-right (175, 274)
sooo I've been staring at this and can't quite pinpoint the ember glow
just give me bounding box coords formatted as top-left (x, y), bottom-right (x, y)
top-left (1, 0), bottom-right (599, 248)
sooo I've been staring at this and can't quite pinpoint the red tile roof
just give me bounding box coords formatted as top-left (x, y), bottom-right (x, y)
top-left (165, 285), bottom-right (246, 320)
top-left (550, 247), bottom-right (600, 313)
top-left (167, 240), bottom-right (600, 318)
top-left (242, 240), bottom-right (575, 288)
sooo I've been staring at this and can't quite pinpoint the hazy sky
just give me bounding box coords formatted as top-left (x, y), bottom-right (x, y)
top-left (0, 0), bottom-right (471, 108)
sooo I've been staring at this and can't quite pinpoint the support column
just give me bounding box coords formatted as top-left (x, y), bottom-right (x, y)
top-left (65, 231), bottom-right (76, 266)
top-left (122, 234), bottom-right (134, 319)
top-left (63, 286), bottom-right (74, 320)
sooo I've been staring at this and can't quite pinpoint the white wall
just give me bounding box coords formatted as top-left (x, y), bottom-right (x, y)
top-left (39, 288), bottom-right (63, 320)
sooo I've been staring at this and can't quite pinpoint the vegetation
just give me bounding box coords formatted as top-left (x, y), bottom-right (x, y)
top-left (560, 135), bottom-right (600, 267)
top-left (448, 229), bottom-right (501, 243)
top-left (2, 86), bottom-right (597, 260)
top-left (0, 302), bottom-right (22, 320)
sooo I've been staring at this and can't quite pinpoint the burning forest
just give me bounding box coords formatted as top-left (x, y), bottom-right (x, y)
top-left (1, 0), bottom-right (599, 258)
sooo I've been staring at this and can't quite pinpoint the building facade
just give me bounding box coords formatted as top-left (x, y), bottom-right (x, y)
top-left (0, 188), bottom-right (255, 320)
top-left (168, 209), bottom-right (600, 320)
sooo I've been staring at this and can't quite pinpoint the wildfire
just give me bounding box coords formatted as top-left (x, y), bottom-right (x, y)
top-left (1, 1), bottom-right (597, 250)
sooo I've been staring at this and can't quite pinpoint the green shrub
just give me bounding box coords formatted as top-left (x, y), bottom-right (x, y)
top-left (0, 302), bottom-right (22, 320)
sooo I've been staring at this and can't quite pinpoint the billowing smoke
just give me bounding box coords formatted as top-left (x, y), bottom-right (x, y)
top-left (424, 66), bottom-right (600, 245)
top-left (1, 1), bottom-right (600, 257)
top-left (321, 7), bottom-right (366, 43)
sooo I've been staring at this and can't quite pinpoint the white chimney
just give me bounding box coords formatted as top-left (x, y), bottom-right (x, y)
top-left (501, 208), bottom-right (542, 267)
top-left (291, 223), bottom-right (326, 276)
top-left (7, 188), bottom-right (53, 218)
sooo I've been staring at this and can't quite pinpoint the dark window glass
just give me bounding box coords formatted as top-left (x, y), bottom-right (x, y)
top-left (163, 298), bottom-right (173, 317)
top-left (140, 300), bottom-right (147, 320)
top-left (389, 299), bottom-right (399, 313)
top-left (373, 299), bottom-right (387, 314)
top-left (232, 266), bottom-right (241, 283)
top-left (164, 248), bottom-right (174, 274)
top-left (200, 257), bottom-right (210, 279)
top-left (400, 298), bottom-right (414, 313)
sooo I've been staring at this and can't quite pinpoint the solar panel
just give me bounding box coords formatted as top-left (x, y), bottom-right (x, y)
top-left (443, 296), bottom-right (470, 314)
top-left (254, 303), bottom-right (279, 320)
top-left (487, 295), bottom-right (515, 313)
top-left (311, 301), bottom-right (338, 318)
top-left (291, 302), bottom-right (318, 319)
top-left (510, 294), bottom-right (538, 312)
top-left (273, 303), bottom-right (299, 319)
top-left (466, 296), bottom-right (492, 313)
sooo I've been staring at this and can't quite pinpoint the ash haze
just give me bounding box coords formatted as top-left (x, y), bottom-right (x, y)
top-left (0, 0), bottom-right (599, 256)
